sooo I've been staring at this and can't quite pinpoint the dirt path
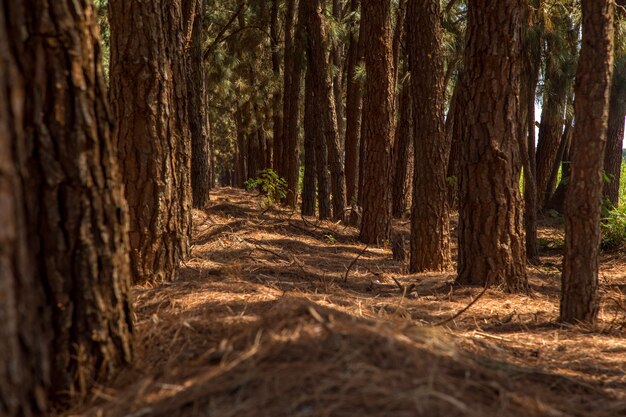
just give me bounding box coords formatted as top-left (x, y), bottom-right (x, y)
top-left (72, 188), bottom-right (626, 417)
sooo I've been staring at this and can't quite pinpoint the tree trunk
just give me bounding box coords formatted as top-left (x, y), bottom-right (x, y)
top-left (344, 0), bottom-right (364, 205)
top-left (446, 75), bottom-right (463, 209)
top-left (603, 68), bottom-right (626, 207)
top-left (1, 1), bottom-right (133, 413)
top-left (456, 0), bottom-right (528, 291)
top-left (304, 0), bottom-right (347, 220)
top-left (359, 0), bottom-right (395, 244)
top-left (392, 79), bottom-right (413, 218)
top-left (332, 0), bottom-right (345, 140)
top-left (186, 0), bottom-right (211, 208)
top-left (110, 0), bottom-right (192, 283)
top-left (302, 68), bottom-right (318, 216)
top-left (271, 0), bottom-right (284, 175)
top-left (408, 0), bottom-right (452, 272)
top-left (282, 0), bottom-right (304, 208)
top-left (519, 1), bottom-right (542, 262)
top-left (561, 0), bottom-right (614, 324)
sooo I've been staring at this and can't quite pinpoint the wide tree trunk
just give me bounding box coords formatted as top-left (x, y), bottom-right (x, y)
top-left (392, 79), bottom-right (413, 218)
top-left (282, 0), bottom-right (304, 208)
top-left (603, 68), bottom-right (626, 207)
top-left (110, 0), bottom-right (192, 283)
top-left (408, 0), bottom-right (452, 272)
top-left (456, 0), bottom-right (528, 291)
top-left (304, 0), bottom-right (347, 220)
top-left (0, 1), bottom-right (133, 413)
top-left (344, 0), bottom-right (364, 206)
top-left (359, 0), bottom-right (395, 244)
top-left (561, 0), bottom-right (614, 324)
top-left (186, 0), bottom-right (211, 208)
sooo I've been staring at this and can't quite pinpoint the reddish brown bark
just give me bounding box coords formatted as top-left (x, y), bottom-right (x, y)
top-left (456, 0), bottom-right (528, 291)
top-left (110, 0), bottom-right (192, 283)
top-left (359, 0), bottom-right (395, 243)
top-left (408, 0), bottom-right (452, 272)
top-left (561, 0), bottom-right (615, 324)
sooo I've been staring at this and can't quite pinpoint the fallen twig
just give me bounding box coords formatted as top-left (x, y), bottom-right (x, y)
top-left (344, 245), bottom-right (369, 282)
top-left (433, 285), bottom-right (489, 327)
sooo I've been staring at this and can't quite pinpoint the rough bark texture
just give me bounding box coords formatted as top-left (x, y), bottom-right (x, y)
top-left (408, 0), bottom-right (452, 272)
top-left (603, 68), bottom-right (626, 207)
top-left (304, 0), bottom-right (346, 220)
top-left (519, 1), bottom-right (541, 262)
top-left (302, 68), bottom-right (318, 216)
top-left (446, 76), bottom-right (463, 209)
top-left (392, 79), bottom-right (413, 218)
top-left (110, 0), bottom-right (192, 283)
top-left (1, 0), bottom-right (133, 413)
top-left (187, 0), bottom-right (211, 208)
top-left (561, 0), bottom-right (614, 324)
top-left (456, 0), bottom-right (528, 291)
top-left (271, 0), bottom-right (283, 175)
top-left (359, 0), bottom-right (395, 244)
top-left (282, 0), bottom-right (303, 208)
top-left (344, 0), bottom-right (364, 205)
top-left (535, 44), bottom-right (568, 209)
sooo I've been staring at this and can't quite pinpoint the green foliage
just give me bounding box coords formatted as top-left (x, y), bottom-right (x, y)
top-left (245, 169), bottom-right (287, 207)
top-left (601, 205), bottom-right (626, 251)
top-left (323, 234), bottom-right (336, 245)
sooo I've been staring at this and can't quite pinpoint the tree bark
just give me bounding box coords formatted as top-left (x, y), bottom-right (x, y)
top-left (271, 0), bottom-right (284, 175)
top-left (408, 0), bottom-right (452, 272)
top-left (186, 0), bottom-right (211, 208)
top-left (1, 0), bottom-right (133, 413)
top-left (392, 79), bottom-right (413, 218)
top-left (282, 0), bottom-right (304, 208)
top-left (603, 67), bottom-right (626, 207)
top-left (304, 0), bottom-right (347, 220)
top-left (110, 0), bottom-right (192, 283)
top-left (561, 0), bottom-right (614, 324)
top-left (302, 68), bottom-right (318, 216)
top-left (456, 0), bottom-right (528, 291)
top-left (344, 0), bottom-right (364, 205)
top-left (359, 0), bottom-right (395, 243)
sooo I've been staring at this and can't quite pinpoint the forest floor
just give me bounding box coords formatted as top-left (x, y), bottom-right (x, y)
top-left (71, 188), bottom-right (626, 417)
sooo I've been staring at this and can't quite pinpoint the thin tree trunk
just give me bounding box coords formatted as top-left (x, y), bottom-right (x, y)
top-left (271, 0), bottom-right (283, 175)
top-left (456, 0), bottom-right (528, 291)
top-left (408, 0), bottom-right (452, 272)
top-left (359, 0), bottom-right (395, 243)
top-left (1, 1), bottom-right (133, 412)
top-left (561, 0), bottom-right (614, 324)
top-left (302, 68), bottom-right (318, 216)
top-left (283, 0), bottom-right (304, 208)
top-left (603, 69), bottom-right (626, 207)
top-left (392, 79), bottom-right (413, 218)
top-left (304, 0), bottom-right (346, 220)
top-left (110, 0), bottom-right (192, 283)
top-left (187, 0), bottom-right (211, 208)
top-left (344, 0), bottom-right (363, 205)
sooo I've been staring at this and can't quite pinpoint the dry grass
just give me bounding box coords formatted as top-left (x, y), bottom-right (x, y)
top-left (66, 188), bottom-right (626, 417)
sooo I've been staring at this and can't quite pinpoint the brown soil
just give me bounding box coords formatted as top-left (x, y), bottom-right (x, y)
top-left (67, 188), bottom-right (626, 417)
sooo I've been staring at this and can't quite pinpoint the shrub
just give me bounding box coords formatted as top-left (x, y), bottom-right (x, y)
top-left (245, 169), bottom-right (288, 207)
top-left (601, 205), bottom-right (626, 250)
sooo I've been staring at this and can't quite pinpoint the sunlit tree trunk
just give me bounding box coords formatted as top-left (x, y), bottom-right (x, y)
top-left (408, 0), bottom-right (452, 272)
top-left (359, 0), bottom-right (395, 243)
top-left (456, 0), bottom-right (528, 291)
top-left (110, 0), bottom-right (192, 283)
top-left (561, 0), bottom-right (614, 324)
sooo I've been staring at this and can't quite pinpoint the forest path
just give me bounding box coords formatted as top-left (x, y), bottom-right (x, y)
top-left (74, 188), bottom-right (626, 417)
